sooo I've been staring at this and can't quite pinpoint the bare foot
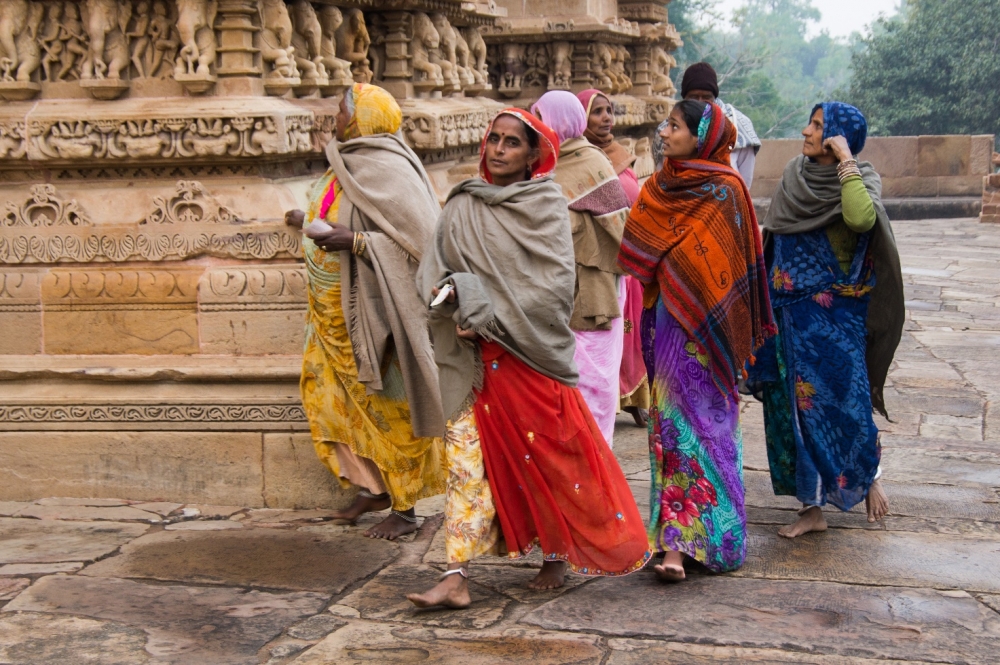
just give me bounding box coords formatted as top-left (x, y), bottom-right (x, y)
top-left (653, 550), bottom-right (686, 582)
top-left (365, 510), bottom-right (418, 540)
top-left (528, 560), bottom-right (567, 590)
top-left (866, 478), bottom-right (889, 523)
top-left (778, 505), bottom-right (828, 538)
top-left (624, 406), bottom-right (648, 428)
top-left (408, 566), bottom-right (471, 609)
top-left (331, 492), bottom-right (391, 525)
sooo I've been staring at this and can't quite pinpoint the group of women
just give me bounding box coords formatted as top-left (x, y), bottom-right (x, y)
top-left (287, 78), bottom-right (903, 606)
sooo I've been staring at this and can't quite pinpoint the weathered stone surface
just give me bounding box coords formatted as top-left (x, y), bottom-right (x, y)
top-left (5, 575), bottom-right (326, 665)
top-left (879, 447), bottom-right (1000, 487)
top-left (739, 525), bottom-right (1000, 592)
top-left (262, 433), bottom-right (350, 510)
top-left (746, 506), bottom-right (1000, 539)
top-left (16, 504), bottom-right (162, 522)
top-left (0, 562), bottom-right (84, 576)
top-left (0, 577), bottom-right (30, 601)
top-left (132, 503), bottom-right (183, 517)
top-left (0, 431), bottom-right (266, 506)
top-left (0, 611), bottom-right (150, 665)
top-left (523, 576), bottom-right (1000, 663)
top-left (163, 521), bottom-right (244, 531)
top-left (0, 518), bottom-right (147, 564)
top-left (35, 497), bottom-right (131, 507)
top-left (179, 505), bottom-right (246, 519)
top-left (605, 638), bottom-right (915, 664)
top-left (286, 614), bottom-right (347, 641)
top-left (0, 502), bottom-right (31, 517)
top-left (336, 565), bottom-right (509, 630)
top-left (468, 562), bottom-right (594, 604)
top-left (81, 528), bottom-right (397, 593)
top-left (293, 623), bottom-right (604, 665)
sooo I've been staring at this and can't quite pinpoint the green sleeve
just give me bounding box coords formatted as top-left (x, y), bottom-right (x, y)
top-left (840, 174), bottom-right (876, 233)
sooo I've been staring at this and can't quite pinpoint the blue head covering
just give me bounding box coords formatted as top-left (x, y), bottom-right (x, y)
top-left (812, 102), bottom-right (867, 156)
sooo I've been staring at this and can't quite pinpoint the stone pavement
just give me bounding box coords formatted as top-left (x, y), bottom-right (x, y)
top-left (1, 218), bottom-right (999, 664)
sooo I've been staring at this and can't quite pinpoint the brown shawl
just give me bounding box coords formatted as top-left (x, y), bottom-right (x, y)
top-left (327, 134), bottom-right (445, 437)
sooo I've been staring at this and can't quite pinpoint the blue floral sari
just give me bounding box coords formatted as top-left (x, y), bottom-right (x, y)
top-left (748, 226), bottom-right (880, 510)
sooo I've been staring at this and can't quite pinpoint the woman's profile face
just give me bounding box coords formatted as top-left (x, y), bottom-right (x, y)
top-left (336, 94), bottom-right (353, 141)
top-left (801, 108), bottom-right (826, 160)
top-left (659, 107), bottom-right (699, 161)
top-left (484, 115), bottom-right (539, 186)
top-left (587, 95), bottom-right (614, 138)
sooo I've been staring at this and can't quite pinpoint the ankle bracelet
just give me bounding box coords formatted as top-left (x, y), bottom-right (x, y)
top-left (439, 568), bottom-right (468, 580)
top-left (391, 509), bottom-right (418, 523)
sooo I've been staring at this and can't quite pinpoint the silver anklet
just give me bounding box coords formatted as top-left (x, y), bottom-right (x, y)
top-left (439, 568), bottom-right (468, 580)
top-left (391, 509), bottom-right (418, 523)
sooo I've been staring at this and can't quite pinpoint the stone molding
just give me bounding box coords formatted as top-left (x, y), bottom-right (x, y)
top-left (3, 184), bottom-right (92, 226)
top-left (0, 402), bottom-right (306, 424)
top-left (199, 264), bottom-right (308, 310)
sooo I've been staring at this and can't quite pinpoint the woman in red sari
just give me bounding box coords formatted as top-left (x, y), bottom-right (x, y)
top-left (409, 109), bottom-right (650, 609)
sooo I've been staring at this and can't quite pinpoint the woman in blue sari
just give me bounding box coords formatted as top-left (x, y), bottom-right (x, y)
top-left (747, 102), bottom-right (904, 537)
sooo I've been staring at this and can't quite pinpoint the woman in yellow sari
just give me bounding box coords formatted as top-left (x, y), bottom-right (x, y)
top-left (285, 84), bottom-right (446, 540)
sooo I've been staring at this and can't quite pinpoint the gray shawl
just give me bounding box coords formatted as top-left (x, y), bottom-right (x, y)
top-left (764, 154), bottom-right (904, 418)
top-left (416, 176), bottom-right (579, 421)
top-left (327, 133), bottom-right (445, 437)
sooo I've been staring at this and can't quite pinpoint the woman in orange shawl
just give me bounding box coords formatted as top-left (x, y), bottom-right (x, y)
top-left (618, 100), bottom-right (773, 582)
top-left (409, 109), bottom-right (650, 609)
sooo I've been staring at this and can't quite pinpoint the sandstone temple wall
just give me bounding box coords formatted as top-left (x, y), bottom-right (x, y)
top-left (0, 0), bottom-right (681, 506)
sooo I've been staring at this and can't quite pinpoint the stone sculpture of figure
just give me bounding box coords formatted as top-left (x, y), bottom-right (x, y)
top-left (547, 40), bottom-right (572, 90)
top-left (612, 44), bottom-right (631, 93)
top-left (462, 26), bottom-right (487, 86)
top-left (498, 41), bottom-right (525, 94)
top-left (334, 8), bottom-right (370, 83)
top-left (366, 12), bottom-right (385, 82)
top-left (38, 1), bottom-right (63, 81)
top-left (80, 0), bottom-right (132, 80)
top-left (410, 12), bottom-right (442, 86)
top-left (430, 13), bottom-right (460, 91)
top-left (0, 0), bottom-right (43, 82)
top-left (317, 5), bottom-right (351, 84)
top-left (650, 45), bottom-right (675, 95)
top-left (259, 0), bottom-right (298, 80)
top-left (452, 26), bottom-right (475, 87)
top-left (174, 0), bottom-right (217, 78)
top-left (289, 0), bottom-right (326, 82)
top-left (127, 0), bottom-right (151, 78)
top-left (55, 2), bottom-right (88, 81)
top-left (147, 0), bottom-right (178, 78)
top-left (590, 42), bottom-right (614, 92)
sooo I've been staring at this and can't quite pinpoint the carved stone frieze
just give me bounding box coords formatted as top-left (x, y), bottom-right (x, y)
top-left (3, 183), bottom-right (92, 226)
top-left (142, 179), bottom-right (236, 224)
top-left (41, 268), bottom-right (200, 307)
top-left (199, 264), bottom-right (306, 310)
top-left (0, 402), bottom-right (307, 424)
top-left (399, 97), bottom-right (503, 152)
top-left (0, 269), bottom-right (42, 310)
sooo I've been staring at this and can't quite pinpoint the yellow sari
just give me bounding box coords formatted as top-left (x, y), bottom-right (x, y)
top-left (301, 168), bottom-right (444, 510)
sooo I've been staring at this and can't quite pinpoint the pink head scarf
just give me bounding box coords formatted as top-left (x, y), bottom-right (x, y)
top-left (530, 90), bottom-right (587, 145)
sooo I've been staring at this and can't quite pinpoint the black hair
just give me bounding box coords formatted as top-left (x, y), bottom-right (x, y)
top-left (674, 99), bottom-right (708, 136)
top-left (521, 119), bottom-right (540, 150)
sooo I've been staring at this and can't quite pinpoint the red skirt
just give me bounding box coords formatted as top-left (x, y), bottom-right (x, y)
top-left (473, 341), bottom-right (651, 576)
top-left (619, 275), bottom-right (647, 396)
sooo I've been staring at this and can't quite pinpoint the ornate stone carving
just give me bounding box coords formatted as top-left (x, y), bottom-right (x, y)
top-left (42, 268), bottom-right (200, 305)
top-left (316, 4), bottom-right (352, 90)
top-left (289, 0), bottom-right (328, 95)
top-left (148, 0), bottom-right (180, 78)
top-left (173, 0), bottom-right (218, 93)
top-left (335, 7), bottom-right (370, 83)
top-left (547, 40), bottom-right (572, 90)
top-left (461, 26), bottom-right (488, 88)
top-left (0, 119), bottom-right (27, 158)
top-left (399, 98), bottom-right (502, 152)
top-left (495, 41), bottom-right (524, 98)
top-left (78, 0), bottom-right (132, 99)
top-left (3, 184), bottom-right (92, 227)
top-left (650, 44), bottom-right (675, 96)
top-left (430, 12), bottom-right (460, 93)
top-left (142, 180), bottom-right (236, 224)
top-left (0, 0), bottom-right (43, 100)
top-left (258, 0), bottom-right (299, 94)
top-left (0, 403), bottom-right (306, 423)
top-left (200, 264), bottom-right (306, 309)
top-left (410, 11), bottom-right (441, 94)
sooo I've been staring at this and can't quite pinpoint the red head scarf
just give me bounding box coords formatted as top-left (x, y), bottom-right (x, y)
top-left (618, 102), bottom-right (773, 396)
top-left (479, 108), bottom-right (559, 184)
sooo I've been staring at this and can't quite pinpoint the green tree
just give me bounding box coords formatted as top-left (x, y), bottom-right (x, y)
top-left (846, 0), bottom-right (1000, 136)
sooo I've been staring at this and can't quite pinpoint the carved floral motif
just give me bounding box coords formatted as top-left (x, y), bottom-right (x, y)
top-left (142, 180), bottom-right (236, 224)
top-left (0, 403), bottom-right (306, 423)
top-left (3, 183), bottom-right (92, 227)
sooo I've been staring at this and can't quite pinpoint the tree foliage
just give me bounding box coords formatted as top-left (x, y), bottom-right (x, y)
top-left (846, 0), bottom-right (1000, 136)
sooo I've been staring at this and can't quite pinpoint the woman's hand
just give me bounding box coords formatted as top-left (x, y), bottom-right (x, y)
top-left (284, 209), bottom-right (305, 229)
top-left (822, 135), bottom-right (853, 163)
top-left (456, 325), bottom-right (478, 340)
top-left (313, 224), bottom-right (356, 252)
top-left (430, 286), bottom-right (457, 304)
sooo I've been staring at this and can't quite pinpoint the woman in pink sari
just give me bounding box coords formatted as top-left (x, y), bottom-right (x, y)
top-left (578, 89), bottom-right (650, 427)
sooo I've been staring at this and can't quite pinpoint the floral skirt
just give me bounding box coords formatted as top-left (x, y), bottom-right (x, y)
top-left (643, 297), bottom-right (746, 573)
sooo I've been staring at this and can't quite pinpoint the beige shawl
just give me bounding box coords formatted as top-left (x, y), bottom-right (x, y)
top-left (416, 177), bottom-right (579, 421)
top-left (326, 133), bottom-right (445, 437)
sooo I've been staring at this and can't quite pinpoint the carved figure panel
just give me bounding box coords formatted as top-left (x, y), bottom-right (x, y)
top-left (335, 7), bottom-right (370, 83)
top-left (173, 0), bottom-right (218, 90)
top-left (650, 44), bottom-right (675, 95)
top-left (259, 0), bottom-right (299, 93)
top-left (80, 0), bottom-right (131, 80)
top-left (0, 0), bottom-right (43, 99)
top-left (289, 0), bottom-right (327, 90)
top-left (0, 120), bottom-right (27, 158)
top-left (410, 11), bottom-right (441, 90)
top-left (461, 26), bottom-right (487, 86)
top-left (547, 40), bottom-right (572, 90)
top-left (429, 12), bottom-right (459, 92)
top-left (316, 4), bottom-right (351, 86)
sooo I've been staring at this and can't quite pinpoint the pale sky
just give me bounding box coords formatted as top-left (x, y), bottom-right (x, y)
top-left (712, 0), bottom-right (901, 38)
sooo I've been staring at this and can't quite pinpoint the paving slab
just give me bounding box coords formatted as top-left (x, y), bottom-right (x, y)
top-left (746, 506), bottom-right (1000, 539)
top-left (457, 562), bottom-right (593, 604)
top-left (292, 623), bottom-right (604, 665)
top-left (605, 638), bottom-right (929, 665)
top-left (35, 497), bottom-right (131, 507)
top-left (132, 503), bottom-right (183, 517)
top-left (286, 614), bottom-right (347, 641)
top-left (0, 502), bottom-right (31, 517)
top-left (0, 577), bottom-right (30, 602)
top-left (522, 576), bottom-right (1000, 663)
top-left (0, 518), bottom-right (148, 564)
top-left (4, 575), bottom-right (326, 665)
top-left (739, 524), bottom-right (1000, 592)
top-left (80, 528), bottom-right (397, 592)
top-left (183, 505), bottom-right (245, 519)
top-left (335, 564), bottom-right (510, 630)
top-left (879, 447), bottom-right (1000, 487)
top-left (163, 520), bottom-right (244, 531)
top-left (0, 562), bottom-right (84, 576)
top-left (0, 611), bottom-right (150, 664)
top-left (15, 504), bottom-right (162, 522)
